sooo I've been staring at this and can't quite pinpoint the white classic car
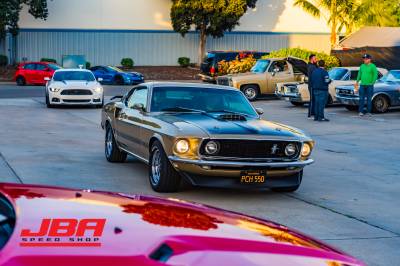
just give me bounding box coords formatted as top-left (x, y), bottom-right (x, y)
top-left (275, 67), bottom-right (387, 106)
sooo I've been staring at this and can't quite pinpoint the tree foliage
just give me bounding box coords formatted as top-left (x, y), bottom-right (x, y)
top-left (0, 0), bottom-right (48, 37)
top-left (293, 0), bottom-right (400, 46)
top-left (171, 0), bottom-right (256, 38)
top-left (170, 0), bottom-right (257, 64)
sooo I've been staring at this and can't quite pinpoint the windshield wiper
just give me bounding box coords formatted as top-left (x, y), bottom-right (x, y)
top-left (161, 106), bottom-right (205, 113)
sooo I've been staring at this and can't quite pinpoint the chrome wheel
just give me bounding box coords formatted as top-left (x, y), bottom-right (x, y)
top-left (244, 87), bottom-right (256, 99)
top-left (105, 128), bottom-right (113, 158)
top-left (242, 85), bottom-right (258, 101)
top-left (151, 148), bottom-right (162, 185)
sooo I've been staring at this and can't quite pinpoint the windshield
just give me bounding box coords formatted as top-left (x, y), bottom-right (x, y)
top-left (151, 86), bottom-right (258, 117)
top-left (106, 66), bottom-right (123, 72)
top-left (251, 60), bottom-right (270, 73)
top-left (380, 70), bottom-right (400, 82)
top-left (53, 71), bottom-right (95, 81)
top-left (48, 64), bottom-right (61, 71)
top-left (329, 68), bottom-right (348, 80)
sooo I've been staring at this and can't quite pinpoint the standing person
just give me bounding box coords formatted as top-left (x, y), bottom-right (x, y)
top-left (307, 54), bottom-right (318, 119)
top-left (355, 54), bottom-right (378, 116)
top-left (311, 60), bottom-right (331, 122)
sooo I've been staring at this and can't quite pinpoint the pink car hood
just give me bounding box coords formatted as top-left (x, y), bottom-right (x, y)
top-left (0, 183), bottom-right (364, 266)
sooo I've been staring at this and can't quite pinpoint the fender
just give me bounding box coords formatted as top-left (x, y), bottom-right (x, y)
top-left (372, 92), bottom-right (392, 105)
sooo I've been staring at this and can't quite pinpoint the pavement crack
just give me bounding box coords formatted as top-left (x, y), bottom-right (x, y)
top-left (0, 151), bottom-right (23, 184)
top-left (284, 194), bottom-right (400, 237)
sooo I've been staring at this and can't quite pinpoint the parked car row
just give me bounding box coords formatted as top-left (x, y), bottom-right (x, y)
top-left (276, 66), bottom-right (388, 106)
top-left (214, 55), bottom-right (399, 113)
top-left (14, 62), bottom-right (144, 86)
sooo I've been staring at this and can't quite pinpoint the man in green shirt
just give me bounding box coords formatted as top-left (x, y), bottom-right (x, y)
top-left (356, 54), bottom-right (378, 116)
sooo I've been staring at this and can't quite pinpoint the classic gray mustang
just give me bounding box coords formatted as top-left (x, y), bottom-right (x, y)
top-left (101, 82), bottom-right (314, 193)
top-left (336, 70), bottom-right (400, 113)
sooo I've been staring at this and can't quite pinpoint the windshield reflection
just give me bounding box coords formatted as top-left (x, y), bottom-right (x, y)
top-left (251, 60), bottom-right (270, 73)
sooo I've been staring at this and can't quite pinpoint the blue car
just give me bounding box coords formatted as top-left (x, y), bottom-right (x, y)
top-left (90, 66), bottom-right (144, 85)
top-left (336, 70), bottom-right (400, 113)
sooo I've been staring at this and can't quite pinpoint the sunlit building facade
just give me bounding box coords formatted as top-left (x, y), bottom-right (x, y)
top-left (2, 0), bottom-right (331, 65)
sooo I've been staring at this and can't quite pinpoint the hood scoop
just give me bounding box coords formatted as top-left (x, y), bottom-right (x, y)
top-left (217, 114), bottom-right (247, 121)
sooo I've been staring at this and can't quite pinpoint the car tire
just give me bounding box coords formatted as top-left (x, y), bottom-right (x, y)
top-left (95, 96), bottom-right (105, 109)
top-left (271, 171), bottom-right (302, 193)
top-left (241, 85), bottom-right (259, 101)
top-left (345, 105), bottom-right (358, 111)
top-left (45, 93), bottom-right (53, 108)
top-left (16, 76), bottom-right (26, 86)
top-left (114, 75), bottom-right (124, 85)
top-left (372, 94), bottom-right (389, 113)
top-left (149, 141), bottom-right (181, 193)
top-left (105, 124), bottom-right (127, 163)
top-left (290, 101), bottom-right (304, 106)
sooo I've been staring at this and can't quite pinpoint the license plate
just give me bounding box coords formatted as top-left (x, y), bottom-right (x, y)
top-left (240, 171), bottom-right (266, 184)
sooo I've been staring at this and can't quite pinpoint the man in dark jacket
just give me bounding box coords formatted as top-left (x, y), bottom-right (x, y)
top-left (307, 54), bottom-right (318, 118)
top-left (311, 60), bottom-right (331, 122)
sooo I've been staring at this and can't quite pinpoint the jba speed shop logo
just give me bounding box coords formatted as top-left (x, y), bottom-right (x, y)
top-left (20, 218), bottom-right (106, 247)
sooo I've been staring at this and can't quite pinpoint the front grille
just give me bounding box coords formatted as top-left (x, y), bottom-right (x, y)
top-left (63, 99), bottom-right (91, 103)
top-left (200, 139), bottom-right (301, 160)
top-left (337, 89), bottom-right (354, 96)
top-left (61, 89), bottom-right (93, 95)
top-left (217, 77), bottom-right (230, 86)
top-left (285, 85), bottom-right (298, 94)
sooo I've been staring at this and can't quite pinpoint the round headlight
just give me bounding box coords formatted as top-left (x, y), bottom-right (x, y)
top-left (205, 141), bottom-right (219, 155)
top-left (175, 139), bottom-right (190, 154)
top-left (301, 143), bottom-right (312, 157)
top-left (285, 143), bottom-right (297, 156)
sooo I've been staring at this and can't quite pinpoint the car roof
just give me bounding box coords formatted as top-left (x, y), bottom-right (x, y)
top-left (54, 68), bottom-right (92, 73)
top-left (143, 81), bottom-right (238, 91)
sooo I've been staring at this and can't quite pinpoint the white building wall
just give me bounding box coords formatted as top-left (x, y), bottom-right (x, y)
top-left (15, 0), bottom-right (331, 65)
top-left (19, 0), bottom-right (330, 33)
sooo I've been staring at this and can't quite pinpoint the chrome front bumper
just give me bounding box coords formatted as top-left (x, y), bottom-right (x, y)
top-left (275, 86), bottom-right (304, 102)
top-left (168, 156), bottom-right (314, 168)
top-left (336, 95), bottom-right (360, 105)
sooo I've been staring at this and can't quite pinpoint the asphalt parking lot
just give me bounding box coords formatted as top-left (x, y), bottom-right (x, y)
top-left (0, 83), bottom-right (399, 266)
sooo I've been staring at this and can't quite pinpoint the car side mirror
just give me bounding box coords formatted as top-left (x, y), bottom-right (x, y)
top-left (255, 107), bottom-right (264, 115)
top-left (132, 103), bottom-right (145, 111)
top-left (44, 77), bottom-right (50, 81)
top-left (97, 77), bottom-right (103, 82)
top-left (271, 69), bottom-right (279, 76)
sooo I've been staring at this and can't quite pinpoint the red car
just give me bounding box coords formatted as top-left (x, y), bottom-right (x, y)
top-left (0, 183), bottom-right (364, 266)
top-left (14, 62), bottom-right (61, 86)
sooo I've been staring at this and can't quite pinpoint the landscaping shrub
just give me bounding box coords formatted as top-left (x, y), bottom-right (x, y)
top-left (85, 61), bottom-right (91, 69)
top-left (263, 48), bottom-right (340, 69)
top-left (178, 57), bottom-right (190, 67)
top-left (217, 54), bottom-right (256, 75)
top-left (40, 58), bottom-right (57, 63)
top-left (121, 58), bottom-right (134, 68)
top-left (0, 55), bottom-right (8, 66)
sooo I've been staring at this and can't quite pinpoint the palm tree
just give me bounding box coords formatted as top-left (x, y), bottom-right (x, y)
top-left (294, 0), bottom-right (399, 47)
top-left (293, 0), bottom-right (340, 47)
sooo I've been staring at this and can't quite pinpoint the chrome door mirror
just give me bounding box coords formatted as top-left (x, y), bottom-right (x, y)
top-left (97, 77), bottom-right (103, 82)
top-left (44, 77), bottom-right (50, 81)
top-left (255, 107), bottom-right (264, 115)
top-left (132, 103), bottom-right (145, 111)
